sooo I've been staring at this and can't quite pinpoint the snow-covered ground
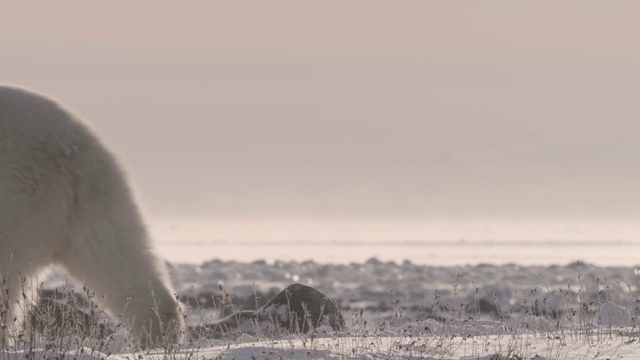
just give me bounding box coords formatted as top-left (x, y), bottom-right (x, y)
top-left (167, 257), bottom-right (640, 322)
top-left (9, 217), bottom-right (640, 359)
top-left (29, 254), bottom-right (640, 359)
top-left (11, 332), bottom-right (640, 360)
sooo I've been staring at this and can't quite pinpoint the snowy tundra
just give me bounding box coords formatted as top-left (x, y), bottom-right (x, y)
top-left (0, 85), bottom-right (185, 346)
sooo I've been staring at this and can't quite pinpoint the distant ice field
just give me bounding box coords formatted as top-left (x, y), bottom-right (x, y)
top-left (150, 219), bottom-right (640, 266)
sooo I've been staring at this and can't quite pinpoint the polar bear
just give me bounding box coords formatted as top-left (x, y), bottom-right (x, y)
top-left (0, 85), bottom-right (185, 347)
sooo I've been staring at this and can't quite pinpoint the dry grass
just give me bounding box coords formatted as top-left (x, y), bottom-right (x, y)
top-left (1, 263), bottom-right (640, 359)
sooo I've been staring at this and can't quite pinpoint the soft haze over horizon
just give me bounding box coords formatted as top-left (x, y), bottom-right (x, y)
top-left (2, 2), bottom-right (640, 232)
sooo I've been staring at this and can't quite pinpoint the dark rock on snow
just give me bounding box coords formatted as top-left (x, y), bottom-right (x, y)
top-left (256, 283), bottom-right (343, 332)
top-left (197, 283), bottom-right (343, 338)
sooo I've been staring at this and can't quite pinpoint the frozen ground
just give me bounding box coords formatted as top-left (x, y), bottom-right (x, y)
top-left (14, 218), bottom-right (640, 359)
top-left (167, 257), bottom-right (640, 324)
top-left (33, 256), bottom-right (640, 359)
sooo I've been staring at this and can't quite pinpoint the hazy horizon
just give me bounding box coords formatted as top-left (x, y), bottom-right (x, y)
top-left (2, 2), bottom-right (640, 228)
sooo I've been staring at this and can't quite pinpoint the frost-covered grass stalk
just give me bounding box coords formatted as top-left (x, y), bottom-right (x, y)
top-left (2, 262), bottom-right (640, 359)
top-left (0, 273), bottom-right (184, 359)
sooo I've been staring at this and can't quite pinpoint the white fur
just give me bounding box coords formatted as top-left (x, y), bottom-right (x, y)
top-left (0, 85), bottom-right (185, 346)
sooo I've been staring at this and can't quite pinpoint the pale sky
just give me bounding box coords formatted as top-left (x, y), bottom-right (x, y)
top-left (2, 2), bottom-right (640, 223)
